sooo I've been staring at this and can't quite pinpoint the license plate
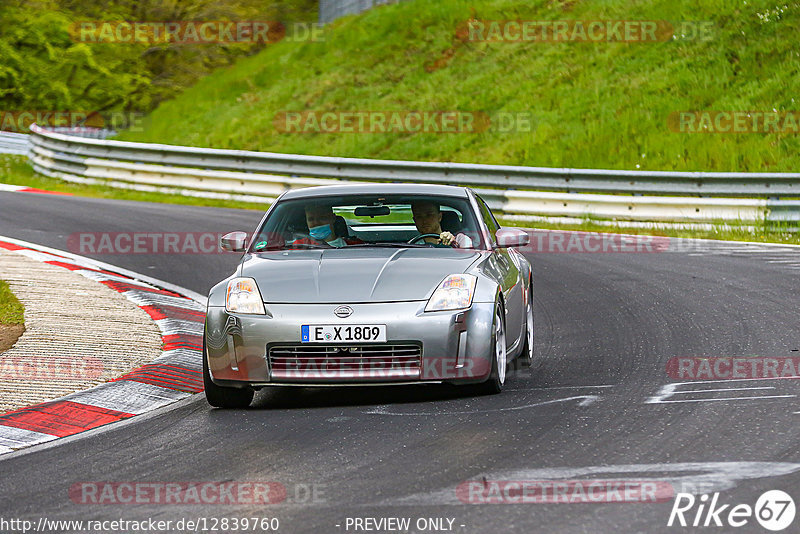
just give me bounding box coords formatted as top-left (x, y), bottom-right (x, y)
top-left (301, 325), bottom-right (387, 343)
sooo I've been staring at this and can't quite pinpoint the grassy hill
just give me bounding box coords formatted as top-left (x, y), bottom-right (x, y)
top-left (0, 0), bottom-right (316, 127)
top-left (117, 0), bottom-right (800, 173)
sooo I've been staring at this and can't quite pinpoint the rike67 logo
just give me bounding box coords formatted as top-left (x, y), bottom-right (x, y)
top-left (668, 490), bottom-right (795, 531)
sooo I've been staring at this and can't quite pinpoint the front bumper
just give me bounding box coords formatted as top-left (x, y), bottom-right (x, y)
top-left (205, 301), bottom-right (495, 387)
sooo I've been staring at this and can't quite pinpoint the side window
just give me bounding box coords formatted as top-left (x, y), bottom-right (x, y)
top-left (476, 195), bottom-right (500, 244)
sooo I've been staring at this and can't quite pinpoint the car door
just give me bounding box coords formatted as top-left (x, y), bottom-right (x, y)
top-left (474, 194), bottom-right (524, 352)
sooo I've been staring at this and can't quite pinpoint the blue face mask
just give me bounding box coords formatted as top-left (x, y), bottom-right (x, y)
top-left (309, 223), bottom-right (332, 241)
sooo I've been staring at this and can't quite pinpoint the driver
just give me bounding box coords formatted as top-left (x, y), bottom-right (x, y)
top-left (410, 200), bottom-right (473, 248)
top-left (292, 204), bottom-right (363, 248)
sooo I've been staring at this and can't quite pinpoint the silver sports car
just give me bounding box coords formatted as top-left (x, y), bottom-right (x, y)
top-left (203, 184), bottom-right (533, 408)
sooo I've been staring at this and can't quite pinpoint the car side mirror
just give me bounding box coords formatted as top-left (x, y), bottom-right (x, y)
top-left (495, 228), bottom-right (530, 248)
top-left (220, 231), bottom-right (249, 252)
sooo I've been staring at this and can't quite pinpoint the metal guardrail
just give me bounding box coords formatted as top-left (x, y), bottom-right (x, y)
top-left (319, 0), bottom-right (408, 24)
top-left (1, 128), bottom-right (117, 156)
top-left (26, 124), bottom-right (800, 225)
top-left (45, 127), bottom-right (117, 139)
top-left (0, 132), bottom-right (30, 155)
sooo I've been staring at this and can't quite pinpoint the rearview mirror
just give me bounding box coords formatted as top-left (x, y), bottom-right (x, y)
top-left (220, 231), bottom-right (249, 252)
top-left (495, 228), bottom-right (530, 248)
top-left (354, 205), bottom-right (391, 217)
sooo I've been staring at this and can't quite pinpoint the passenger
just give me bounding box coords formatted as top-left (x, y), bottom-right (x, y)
top-left (293, 204), bottom-right (363, 248)
top-left (410, 200), bottom-right (474, 248)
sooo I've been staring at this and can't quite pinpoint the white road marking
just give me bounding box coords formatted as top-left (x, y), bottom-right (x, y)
top-left (684, 386), bottom-right (776, 393)
top-left (651, 395), bottom-right (794, 403)
top-left (646, 379), bottom-right (797, 404)
top-left (365, 395), bottom-right (599, 416)
top-left (682, 241), bottom-right (800, 275)
top-left (504, 384), bottom-right (615, 391)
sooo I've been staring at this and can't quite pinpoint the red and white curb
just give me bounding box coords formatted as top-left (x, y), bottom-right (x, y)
top-left (0, 183), bottom-right (72, 195)
top-left (0, 236), bottom-right (205, 455)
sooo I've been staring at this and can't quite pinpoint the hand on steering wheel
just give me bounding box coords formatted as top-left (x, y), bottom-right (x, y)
top-left (407, 233), bottom-right (442, 245)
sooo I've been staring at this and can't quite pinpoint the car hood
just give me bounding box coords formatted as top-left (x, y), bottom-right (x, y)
top-left (241, 248), bottom-right (484, 303)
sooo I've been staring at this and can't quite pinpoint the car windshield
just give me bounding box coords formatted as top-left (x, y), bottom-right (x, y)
top-left (249, 194), bottom-right (485, 251)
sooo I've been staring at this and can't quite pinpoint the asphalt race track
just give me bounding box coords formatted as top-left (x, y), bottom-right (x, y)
top-left (1, 191), bottom-right (800, 533)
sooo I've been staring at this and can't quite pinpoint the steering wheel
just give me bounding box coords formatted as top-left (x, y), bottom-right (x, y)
top-left (407, 233), bottom-right (442, 244)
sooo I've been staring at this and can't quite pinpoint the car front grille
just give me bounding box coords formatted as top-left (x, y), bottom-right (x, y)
top-left (268, 344), bottom-right (422, 381)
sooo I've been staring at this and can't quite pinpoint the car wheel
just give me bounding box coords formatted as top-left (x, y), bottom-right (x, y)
top-left (517, 286), bottom-right (534, 368)
top-left (479, 303), bottom-right (507, 395)
top-left (203, 337), bottom-right (254, 409)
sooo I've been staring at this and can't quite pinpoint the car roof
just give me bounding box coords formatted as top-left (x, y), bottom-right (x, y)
top-left (279, 183), bottom-right (471, 200)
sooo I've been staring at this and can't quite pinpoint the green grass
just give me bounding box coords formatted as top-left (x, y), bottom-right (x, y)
top-left (116, 0), bottom-right (800, 173)
top-left (0, 155), bottom-right (270, 211)
top-left (0, 280), bottom-right (24, 326)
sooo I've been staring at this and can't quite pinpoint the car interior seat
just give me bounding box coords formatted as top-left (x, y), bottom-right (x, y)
top-left (440, 211), bottom-right (462, 234)
top-left (334, 216), bottom-right (350, 238)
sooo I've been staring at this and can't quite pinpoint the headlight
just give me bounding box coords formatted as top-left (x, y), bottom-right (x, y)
top-left (425, 274), bottom-right (477, 312)
top-left (226, 277), bottom-right (266, 315)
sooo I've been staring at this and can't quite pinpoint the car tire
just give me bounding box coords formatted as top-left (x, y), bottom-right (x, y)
top-left (479, 303), bottom-right (507, 395)
top-left (203, 337), bottom-right (254, 409)
top-left (517, 285), bottom-right (534, 369)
